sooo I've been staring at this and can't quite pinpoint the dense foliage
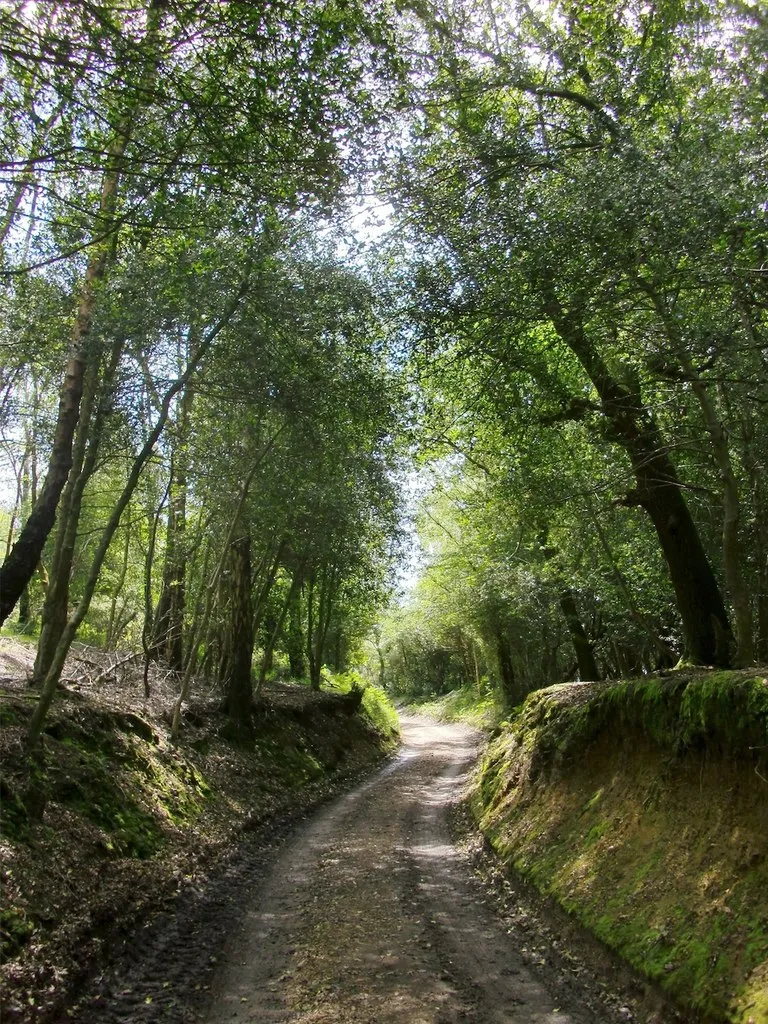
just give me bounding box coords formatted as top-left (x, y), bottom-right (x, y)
top-left (376, 0), bottom-right (768, 703)
top-left (2, 0), bottom-right (767, 738)
top-left (0, 0), bottom-right (406, 744)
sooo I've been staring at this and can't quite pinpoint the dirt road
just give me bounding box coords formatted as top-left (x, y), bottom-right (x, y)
top-left (200, 715), bottom-right (627, 1024)
top-left (76, 714), bottom-right (676, 1024)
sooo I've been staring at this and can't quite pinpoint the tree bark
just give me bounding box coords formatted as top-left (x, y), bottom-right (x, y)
top-left (307, 566), bottom-right (338, 691)
top-left (170, 429), bottom-right (284, 741)
top-left (106, 522), bottom-right (133, 647)
top-left (743, 416), bottom-right (768, 662)
top-left (307, 572), bottom-right (319, 690)
top-left (258, 565), bottom-right (305, 691)
top-left (151, 383), bottom-right (193, 671)
top-left (0, 270), bottom-right (105, 623)
top-left (141, 479), bottom-right (170, 696)
top-left (687, 370), bottom-right (753, 665)
top-left (26, 276), bottom-right (251, 749)
top-left (559, 588), bottom-right (601, 681)
top-left (495, 630), bottom-right (518, 707)
top-left (635, 276), bottom-right (752, 666)
top-left (221, 527), bottom-right (254, 730)
top-left (287, 586), bottom-right (307, 678)
top-left (32, 334), bottom-right (124, 684)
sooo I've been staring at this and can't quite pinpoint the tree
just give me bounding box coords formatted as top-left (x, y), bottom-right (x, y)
top-left (385, 0), bottom-right (767, 666)
top-left (1, 0), bottom-right (404, 624)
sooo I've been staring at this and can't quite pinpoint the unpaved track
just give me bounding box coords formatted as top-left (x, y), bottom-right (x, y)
top-left (203, 715), bottom-right (605, 1024)
top-left (76, 714), bottom-right (676, 1024)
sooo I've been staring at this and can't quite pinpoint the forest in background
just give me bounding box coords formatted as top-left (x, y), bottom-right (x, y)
top-left (1, 0), bottom-right (767, 745)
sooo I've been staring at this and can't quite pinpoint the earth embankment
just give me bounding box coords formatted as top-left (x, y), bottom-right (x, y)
top-left (0, 640), bottom-right (397, 1022)
top-left (474, 672), bottom-right (768, 1023)
top-left (74, 714), bottom-right (678, 1023)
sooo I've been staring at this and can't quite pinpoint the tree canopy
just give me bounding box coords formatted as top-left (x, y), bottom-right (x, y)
top-left (2, 0), bottom-right (767, 740)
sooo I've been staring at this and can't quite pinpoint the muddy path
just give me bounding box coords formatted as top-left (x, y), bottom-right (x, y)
top-left (74, 715), bottom-right (681, 1024)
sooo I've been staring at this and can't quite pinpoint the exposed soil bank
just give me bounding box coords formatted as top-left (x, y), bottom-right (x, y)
top-left (0, 640), bottom-right (397, 1023)
top-left (473, 672), bottom-right (768, 1024)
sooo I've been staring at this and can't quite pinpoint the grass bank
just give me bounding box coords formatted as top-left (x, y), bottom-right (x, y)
top-left (0, 646), bottom-right (398, 1022)
top-left (473, 671), bottom-right (768, 1023)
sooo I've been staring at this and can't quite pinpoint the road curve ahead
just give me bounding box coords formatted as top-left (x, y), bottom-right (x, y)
top-left (204, 714), bottom-right (606, 1024)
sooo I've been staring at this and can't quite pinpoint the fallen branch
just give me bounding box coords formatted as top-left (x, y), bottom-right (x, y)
top-left (90, 651), bottom-right (143, 687)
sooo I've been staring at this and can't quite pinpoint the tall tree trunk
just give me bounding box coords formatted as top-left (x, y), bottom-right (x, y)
top-left (688, 372), bottom-right (752, 665)
top-left (169, 427), bottom-right (283, 741)
top-left (743, 417), bottom-right (768, 662)
top-left (1, 147), bottom-right (125, 626)
top-left (307, 572), bottom-right (319, 690)
top-left (471, 641), bottom-right (481, 691)
top-left (221, 527), bottom-right (254, 731)
top-left (106, 523), bottom-right (132, 647)
top-left (287, 586), bottom-right (306, 678)
top-left (16, 433), bottom-right (34, 631)
top-left (543, 284), bottom-right (732, 666)
top-left (142, 479), bottom-right (170, 697)
top-left (258, 566), bottom-right (305, 691)
top-left (308, 567), bottom-right (337, 691)
top-left (495, 629), bottom-right (518, 707)
top-left (151, 383), bottom-right (193, 670)
top-left (637, 277), bottom-right (752, 666)
top-left (26, 279), bottom-right (252, 749)
top-left (559, 588), bottom-right (601, 681)
top-left (32, 335), bottom-right (123, 685)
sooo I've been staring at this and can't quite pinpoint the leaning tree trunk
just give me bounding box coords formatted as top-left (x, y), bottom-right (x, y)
top-left (26, 276), bottom-right (252, 750)
top-left (32, 334), bottom-right (124, 685)
top-left (0, 235), bottom-right (116, 625)
top-left (637, 277), bottom-right (753, 666)
top-left (543, 284), bottom-right (732, 667)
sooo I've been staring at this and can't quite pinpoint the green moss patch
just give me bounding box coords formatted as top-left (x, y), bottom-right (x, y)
top-left (474, 671), bottom-right (768, 1023)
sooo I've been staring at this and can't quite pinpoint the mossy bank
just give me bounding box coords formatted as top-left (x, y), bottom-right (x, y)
top-left (473, 671), bottom-right (768, 1024)
top-left (0, 669), bottom-right (398, 1022)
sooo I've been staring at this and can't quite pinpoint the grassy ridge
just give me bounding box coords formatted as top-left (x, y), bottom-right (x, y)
top-left (473, 672), bottom-right (768, 1023)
